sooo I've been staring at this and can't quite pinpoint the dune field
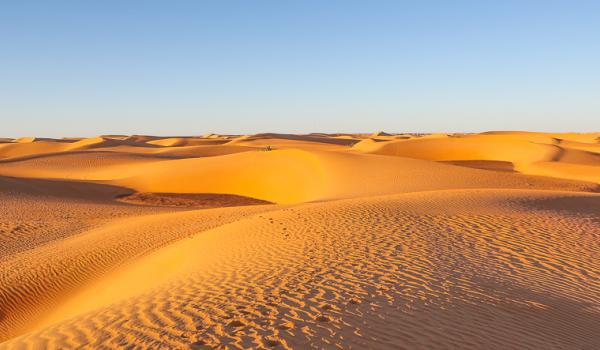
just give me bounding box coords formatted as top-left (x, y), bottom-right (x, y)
top-left (0, 131), bottom-right (599, 349)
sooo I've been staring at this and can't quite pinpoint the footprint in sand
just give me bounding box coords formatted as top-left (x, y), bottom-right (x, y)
top-left (264, 336), bottom-right (281, 347)
top-left (189, 340), bottom-right (211, 350)
top-left (227, 320), bottom-right (245, 328)
top-left (277, 320), bottom-right (294, 330)
top-left (320, 303), bottom-right (336, 311)
top-left (316, 315), bottom-right (331, 322)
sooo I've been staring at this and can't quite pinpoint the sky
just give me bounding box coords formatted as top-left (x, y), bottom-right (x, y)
top-left (1, 0), bottom-right (599, 137)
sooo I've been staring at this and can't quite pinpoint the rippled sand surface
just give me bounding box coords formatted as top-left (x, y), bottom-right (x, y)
top-left (1, 132), bottom-right (599, 349)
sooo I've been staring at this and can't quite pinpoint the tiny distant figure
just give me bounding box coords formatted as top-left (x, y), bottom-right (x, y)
top-left (265, 145), bottom-right (272, 152)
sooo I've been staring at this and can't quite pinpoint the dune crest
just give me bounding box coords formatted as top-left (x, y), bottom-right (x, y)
top-left (1, 131), bottom-right (598, 349)
top-left (354, 132), bottom-right (600, 184)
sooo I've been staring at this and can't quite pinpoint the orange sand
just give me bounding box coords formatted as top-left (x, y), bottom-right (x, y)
top-left (0, 131), bottom-right (599, 349)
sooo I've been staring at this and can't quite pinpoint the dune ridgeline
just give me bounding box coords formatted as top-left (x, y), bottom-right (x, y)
top-left (0, 131), bottom-right (599, 349)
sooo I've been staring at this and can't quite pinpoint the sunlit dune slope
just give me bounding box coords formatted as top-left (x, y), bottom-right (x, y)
top-left (227, 133), bottom-right (360, 149)
top-left (148, 137), bottom-right (230, 147)
top-left (0, 189), bottom-right (278, 341)
top-left (0, 139), bottom-right (73, 159)
top-left (3, 189), bottom-right (598, 349)
top-left (355, 132), bottom-right (600, 183)
top-left (1, 131), bottom-right (599, 349)
top-left (0, 135), bottom-right (251, 161)
top-left (112, 149), bottom-right (597, 203)
top-left (2, 146), bottom-right (596, 204)
top-left (0, 152), bottom-right (169, 180)
top-left (0, 136), bottom-right (162, 158)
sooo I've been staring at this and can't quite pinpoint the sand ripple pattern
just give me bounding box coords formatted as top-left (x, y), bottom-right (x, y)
top-left (0, 191), bottom-right (278, 341)
top-left (4, 190), bottom-right (599, 349)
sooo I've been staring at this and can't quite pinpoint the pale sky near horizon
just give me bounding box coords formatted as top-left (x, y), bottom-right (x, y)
top-left (1, 1), bottom-right (599, 137)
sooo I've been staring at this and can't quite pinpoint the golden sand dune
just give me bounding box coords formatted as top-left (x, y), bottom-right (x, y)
top-left (0, 131), bottom-right (599, 349)
top-left (1, 147), bottom-right (595, 203)
top-left (227, 133), bottom-right (360, 149)
top-left (148, 137), bottom-right (231, 147)
top-left (3, 190), bottom-right (599, 349)
top-left (355, 132), bottom-right (600, 184)
top-left (0, 139), bottom-right (73, 159)
top-left (0, 152), bottom-right (169, 180)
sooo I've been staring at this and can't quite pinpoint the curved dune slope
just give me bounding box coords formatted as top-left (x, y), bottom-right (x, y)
top-left (116, 149), bottom-right (328, 203)
top-left (1, 132), bottom-right (599, 349)
top-left (108, 149), bottom-right (596, 204)
top-left (1, 147), bottom-right (596, 204)
top-left (0, 140), bottom-right (74, 159)
top-left (0, 152), bottom-right (170, 180)
top-left (148, 137), bottom-right (230, 147)
top-left (0, 188), bottom-right (279, 341)
top-left (356, 133), bottom-right (600, 184)
top-left (3, 190), bottom-right (598, 349)
top-left (0, 136), bottom-right (251, 162)
top-left (227, 133), bottom-right (360, 149)
top-left (481, 130), bottom-right (600, 143)
top-left (150, 144), bottom-right (257, 158)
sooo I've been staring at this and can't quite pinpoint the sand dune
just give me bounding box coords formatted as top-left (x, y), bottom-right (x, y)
top-left (1, 131), bottom-right (599, 349)
top-left (1, 147), bottom-right (595, 203)
top-left (0, 139), bottom-right (74, 159)
top-left (148, 137), bottom-right (231, 147)
top-left (4, 190), bottom-right (599, 349)
top-left (355, 132), bottom-right (600, 184)
top-left (227, 133), bottom-right (360, 149)
top-left (1, 205), bottom-right (279, 340)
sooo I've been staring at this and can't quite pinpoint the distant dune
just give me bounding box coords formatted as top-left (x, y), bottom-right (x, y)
top-left (1, 131), bottom-right (599, 349)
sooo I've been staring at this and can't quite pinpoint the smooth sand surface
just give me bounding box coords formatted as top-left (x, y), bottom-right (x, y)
top-left (0, 131), bottom-right (599, 349)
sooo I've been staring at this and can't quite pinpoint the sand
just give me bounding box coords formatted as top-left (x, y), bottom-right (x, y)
top-left (0, 131), bottom-right (599, 349)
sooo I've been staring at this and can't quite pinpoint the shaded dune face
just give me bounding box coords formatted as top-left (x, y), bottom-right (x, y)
top-left (115, 192), bottom-right (273, 208)
top-left (0, 131), bottom-right (599, 349)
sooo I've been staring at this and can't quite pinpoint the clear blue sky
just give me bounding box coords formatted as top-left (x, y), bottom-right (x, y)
top-left (1, 1), bottom-right (599, 137)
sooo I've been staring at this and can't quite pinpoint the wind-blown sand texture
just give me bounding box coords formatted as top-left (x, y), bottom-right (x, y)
top-left (1, 131), bottom-right (599, 349)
